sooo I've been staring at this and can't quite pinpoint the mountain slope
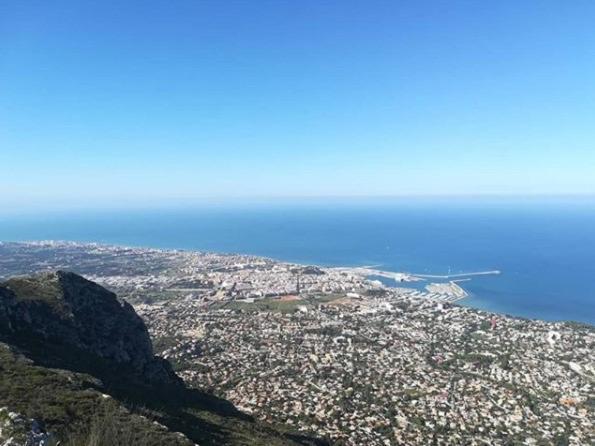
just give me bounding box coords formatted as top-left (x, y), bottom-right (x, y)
top-left (0, 271), bottom-right (328, 446)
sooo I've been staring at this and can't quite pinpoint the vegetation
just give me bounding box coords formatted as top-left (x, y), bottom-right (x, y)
top-left (63, 406), bottom-right (158, 446)
top-left (0, 342), bottom-right (191, 445)
top-left (2, 277), bottom-right (67, 313)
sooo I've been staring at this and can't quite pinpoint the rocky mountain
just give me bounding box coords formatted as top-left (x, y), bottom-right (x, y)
top-left (0, 271), bottom-right (178, 386)
top-left (0, 271), bottom-right (327, 446)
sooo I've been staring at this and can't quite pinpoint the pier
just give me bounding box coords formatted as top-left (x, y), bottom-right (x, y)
top-left (334, 267), bottom-right (500, 283)
top-left (413, 270), bottom-right (501, 279)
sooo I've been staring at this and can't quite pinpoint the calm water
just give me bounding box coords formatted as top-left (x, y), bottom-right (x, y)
top-left (1, 198), bottom-right (594, 324)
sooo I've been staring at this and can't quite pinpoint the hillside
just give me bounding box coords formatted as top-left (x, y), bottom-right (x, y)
top-left (0, 271), bottom-right (328, 446)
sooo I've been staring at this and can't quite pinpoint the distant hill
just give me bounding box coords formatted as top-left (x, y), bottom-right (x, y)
top-left (0, 271), bottom-right (328, 446)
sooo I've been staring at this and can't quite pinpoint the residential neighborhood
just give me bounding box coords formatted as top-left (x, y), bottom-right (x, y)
top-left (1, 242), bottom-right (593, 445)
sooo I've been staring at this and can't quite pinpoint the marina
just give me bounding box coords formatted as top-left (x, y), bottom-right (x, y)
top-left (333, 266), bottom-right (488, 303)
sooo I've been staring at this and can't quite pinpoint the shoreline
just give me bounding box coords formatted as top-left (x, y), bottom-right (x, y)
top-left (1, 240), bottom-right (593, 327)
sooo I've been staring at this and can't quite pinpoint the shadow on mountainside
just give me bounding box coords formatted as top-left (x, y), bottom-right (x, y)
top-left (0, 271), bottom-right (329, 446)
top-left (3, 330), bottom-right (330, 446)
top-left (2, 331), bottom-right (238, 445)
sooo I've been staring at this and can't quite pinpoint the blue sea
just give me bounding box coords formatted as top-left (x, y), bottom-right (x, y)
top-left (1, 197), bottom-right (594, 324)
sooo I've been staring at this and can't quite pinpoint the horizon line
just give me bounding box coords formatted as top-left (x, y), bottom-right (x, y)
top-left (2, 193), bottom-right (595, 217)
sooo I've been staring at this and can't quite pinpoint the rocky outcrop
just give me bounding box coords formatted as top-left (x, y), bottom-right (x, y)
top-left (0, 271), bottom-right (178, 385)
top-left (0, 408), bottom-right (56, 446)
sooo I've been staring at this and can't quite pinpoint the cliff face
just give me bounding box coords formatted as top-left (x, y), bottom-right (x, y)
top-left (0, 271), bottom-right (178, 385)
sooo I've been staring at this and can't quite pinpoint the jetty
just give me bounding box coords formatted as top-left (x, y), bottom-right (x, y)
top-left (413, 270), bottom-right (501, 280)
top-left (333, 267), bottom-right (500, 283)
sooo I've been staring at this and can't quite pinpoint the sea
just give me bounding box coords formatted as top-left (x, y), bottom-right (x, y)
top-left (1, 197), bottom-right (594, 325)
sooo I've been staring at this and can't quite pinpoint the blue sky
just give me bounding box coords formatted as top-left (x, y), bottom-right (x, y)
top-left (1, 1), bottom-right (595, 209)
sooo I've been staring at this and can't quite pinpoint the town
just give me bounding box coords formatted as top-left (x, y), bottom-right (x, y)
top-left (0, 241), bottom-right (593, 445)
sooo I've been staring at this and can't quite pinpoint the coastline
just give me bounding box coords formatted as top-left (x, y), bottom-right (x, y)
top-left (0, 240), bottom-right (593, 328)
top-left (1, 201), bottom-right (595, 325)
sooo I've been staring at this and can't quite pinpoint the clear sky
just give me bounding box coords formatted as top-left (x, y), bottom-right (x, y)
top-left (1, 1), bottom-right (595, 210)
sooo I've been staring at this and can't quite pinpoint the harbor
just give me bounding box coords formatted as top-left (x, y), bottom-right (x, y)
top-left (332, 266), bottom-right (500, 304)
